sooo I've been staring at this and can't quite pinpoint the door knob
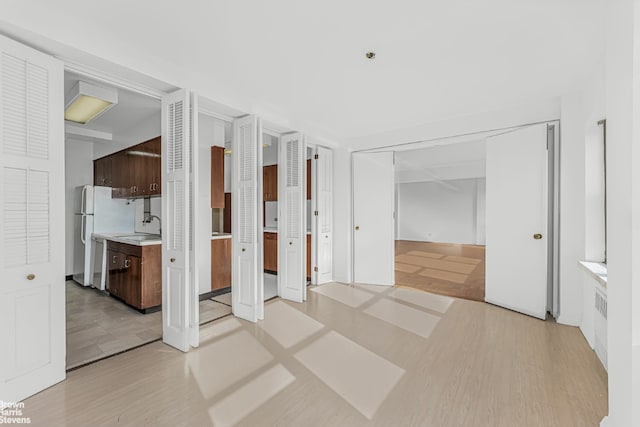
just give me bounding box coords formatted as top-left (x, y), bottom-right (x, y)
top-left (533, 233), bottom-right (543, 240)
top-left (355, 226), bottom-right (360, 231)
top-left (170, 257), bottom-right (176, 263)
top-left (242, 248), bottom-right (246, 252)
top-left (289, 242), bottom-right (293, 245)
top-left (27, 274), bottom-right (36, 281)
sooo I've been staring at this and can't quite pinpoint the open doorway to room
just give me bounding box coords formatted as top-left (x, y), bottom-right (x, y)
top-left (393, 140), bottom-right (487, 302)
top-left (63, 71), bottom-right (164, 369)
top-left (194, 111), bottom-right (234, 323)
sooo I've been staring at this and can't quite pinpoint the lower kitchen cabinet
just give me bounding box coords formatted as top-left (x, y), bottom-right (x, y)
top-left (106, 241), bottom-right (161, 310)
top-left (264, 232), bottom-right (278, 272)
top-left (211, 238), bottom-right (232, 291)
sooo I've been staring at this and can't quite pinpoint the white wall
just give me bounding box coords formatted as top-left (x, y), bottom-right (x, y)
top-left (603, 0), bottom-right (639, 424)
top-left (397, 178), bottom-right (485, 245)
top-left (64, 139), bottom-right (94, 276)
top-left (557, 93), bottom-right (586, 327)
top-left (333, 145), bottom-right (352, 283)
top-left (133, 197), bottom-right (161, 234)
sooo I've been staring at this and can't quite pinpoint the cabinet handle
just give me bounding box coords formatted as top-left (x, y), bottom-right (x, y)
top-left (112, 255), bottom-right (117, 264)
top-left (124, 259), bottom-right (131, 268)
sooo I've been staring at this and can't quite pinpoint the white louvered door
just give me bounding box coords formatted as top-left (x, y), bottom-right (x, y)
top-left (161, 89), bottom-right (193, 351)
top-left (278, 133), bottom-right (306, 302)
top-left (0, 35), bottom-right (65, 402)
top-left (232, 115), bottom-right (264, 322)
top-left (315, 146), bottom-right (333, 285)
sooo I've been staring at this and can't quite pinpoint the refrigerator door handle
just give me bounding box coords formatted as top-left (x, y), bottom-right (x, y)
top-left (81, 186), bottom-right (87, 215)
top-left (81, 214), bottom-right (86, 245)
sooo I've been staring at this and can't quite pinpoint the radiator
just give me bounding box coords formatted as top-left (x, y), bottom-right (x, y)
top-left (594, 287), bottom-right (608, 370)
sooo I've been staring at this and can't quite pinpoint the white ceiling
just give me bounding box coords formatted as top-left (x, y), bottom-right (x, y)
top-left (11, 0), bottom-right (604, 148)
top-left (64, 71), bottom-right (160, 140)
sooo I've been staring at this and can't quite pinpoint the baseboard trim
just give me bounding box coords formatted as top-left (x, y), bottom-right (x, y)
top-left (65, 274), bottom-right (73, 281)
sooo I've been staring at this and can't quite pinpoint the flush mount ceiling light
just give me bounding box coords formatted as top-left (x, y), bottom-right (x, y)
top-left (64, 81), bottom-right (118, 124)
top-left (365, 51), bottom-right (376, 59)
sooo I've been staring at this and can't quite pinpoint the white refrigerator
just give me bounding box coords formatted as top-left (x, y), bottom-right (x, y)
top-left (72, 185), bottom-right (135, 286)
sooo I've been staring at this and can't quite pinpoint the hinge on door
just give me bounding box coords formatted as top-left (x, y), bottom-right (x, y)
top-left (314, 211), bottom-right (319, 216)
top-left (314, 266), bottom-right (318, 272)
top-left (314, 154), bottom-right (319, 159)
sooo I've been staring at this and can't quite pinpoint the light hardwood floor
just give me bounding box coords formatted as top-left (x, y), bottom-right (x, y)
top-left (395, 240), bottom-right (486, 302)
top-left (32, 283), bottom-right (606, 426)
top-left (66, 281), bottom-right (232, 369)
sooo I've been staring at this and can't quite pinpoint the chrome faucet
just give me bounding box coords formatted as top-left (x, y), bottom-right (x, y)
top-left (143, 214), bottom-right (161, 234)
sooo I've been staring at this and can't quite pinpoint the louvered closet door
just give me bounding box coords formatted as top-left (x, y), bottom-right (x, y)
top-left (232, 115), bottom-right (263, 322)
top-left (0, 35), bottom-right (65, 402)
top-left (315, 146), bottom-right (333, 285)
top-left (278, 133), bottom-right (306, 302)
top-left (161, 89), bottom-right (192, 352)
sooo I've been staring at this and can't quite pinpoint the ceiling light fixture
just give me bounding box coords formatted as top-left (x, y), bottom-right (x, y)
top-left (365, 51), bottom-right (376, 59)
top-left (64, 81), bottom-right (118, 124)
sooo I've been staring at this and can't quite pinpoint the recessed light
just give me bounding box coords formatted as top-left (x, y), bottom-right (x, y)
top-left (365, 51), bottom-right (376, 59)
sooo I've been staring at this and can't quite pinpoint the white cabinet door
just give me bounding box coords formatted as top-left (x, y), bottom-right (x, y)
top-left (314, 146), bottom-right (333, 285)
top-left (161, 89), bottom-right (194, 351)
top-left (0, 34), bottom-right (65, 402)
top-left (353, 152), bottom-right (395, 286)
top-left (278, 133), bottom-right (306, 302)
top-left (232, 115), bottom-right (264, 322)
top-left (485, 124), bottom-right (549, 319)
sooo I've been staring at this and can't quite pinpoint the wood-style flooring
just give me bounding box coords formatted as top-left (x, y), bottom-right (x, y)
top-left (66, 281), bottom-right (232, 369)
top-left (395, 240), bottom-right (486, 302)
top-left (30, 283), bottom-right (606, 426)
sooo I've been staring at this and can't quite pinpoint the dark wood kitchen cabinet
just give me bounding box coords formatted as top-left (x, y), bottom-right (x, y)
top-left (211, 146), bottom-right (225, 208)
top-left (106, 241), bottom-right (161, 311)
top-left (95, 136), bottom-right (161, 199)
top-left (223, 192), bottom-right (232, 233)
top-left (211, 238), bottom-right (232, 291)
top-left (94, 156), bottom-right (112, 187)
top-left (264, 232), bottom-right (278, 272)
top-left (263, 165), bottom-right (278, 201)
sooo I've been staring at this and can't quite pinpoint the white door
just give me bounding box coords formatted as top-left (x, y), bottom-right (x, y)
top-left (314, 146), bottom-right (333, 285)
top-left (232, 115), bottom-right (264, 322)
top-left (0, 35), bottom-right (65, 402)
top-left (161, 89), bottom-right (194, 351)
top-left (485, 124), bottom-right (549, 319)
top-left (353, 152), bottom-right (395, 286)
top-left (278, 133), bottom-right (306, 302)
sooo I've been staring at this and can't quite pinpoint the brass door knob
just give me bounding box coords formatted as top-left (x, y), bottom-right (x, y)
top-left (355, 226), bottom-right (360, 231)
top-left (242, 248), bottom-right (246, 252)
top-left (533, 233), bottom-right (543, 240)
top-left (170, 257), bottom-right (176, 263)
top-left (27, 274), bottom-right (36, 281)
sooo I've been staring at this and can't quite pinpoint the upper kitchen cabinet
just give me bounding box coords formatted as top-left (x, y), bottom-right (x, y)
top-left (95, 136), bottom-right (162, 199)
top-left (263, 165), bottom-right (278, 201)
top-left (94, 156), bottom-right (112, 187)
top-left (211, 146), bottom-right (224, 208)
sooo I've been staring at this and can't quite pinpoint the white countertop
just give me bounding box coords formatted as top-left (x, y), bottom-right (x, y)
top-left (264, 227), bottom-right (311, 235)
top-left (93, 232), bottom-right (162, 246)
top-left (211, 233), bottom-right (232, 240)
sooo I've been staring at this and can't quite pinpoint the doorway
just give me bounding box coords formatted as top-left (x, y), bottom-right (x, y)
top-left (393, 140), bottom-right (487, 302)
top-left (352, 122), bottom-right (559, 320)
